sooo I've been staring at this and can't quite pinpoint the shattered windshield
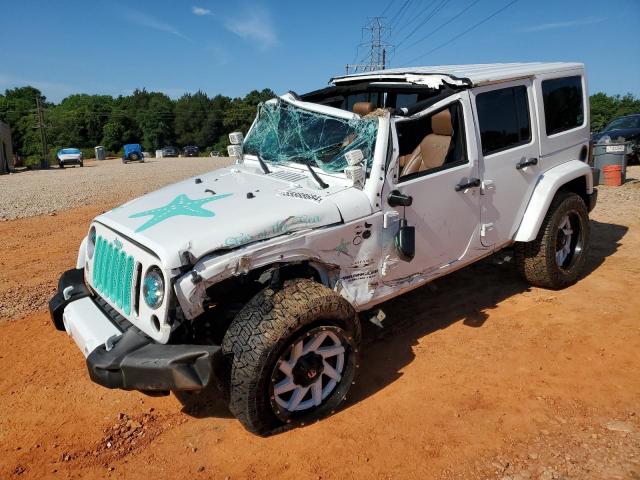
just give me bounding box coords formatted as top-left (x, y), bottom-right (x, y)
top-left (243, 100), bottom-right (379, 174)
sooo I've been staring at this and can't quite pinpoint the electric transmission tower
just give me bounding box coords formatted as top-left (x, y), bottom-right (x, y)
top-left (345, 17), bottom-right (394, 75)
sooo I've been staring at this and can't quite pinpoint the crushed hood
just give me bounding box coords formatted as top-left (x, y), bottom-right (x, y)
top-left (95, 165), bottom-right (367, 268)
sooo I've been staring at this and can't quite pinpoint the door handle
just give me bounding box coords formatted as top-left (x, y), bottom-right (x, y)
top-left (516, 157), bottom-right (538, 170)
top-left (454, 178), bottom-right (481, 192)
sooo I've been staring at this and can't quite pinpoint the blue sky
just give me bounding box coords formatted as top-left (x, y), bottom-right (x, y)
top-left (1, 0), bottom-right (638, 103)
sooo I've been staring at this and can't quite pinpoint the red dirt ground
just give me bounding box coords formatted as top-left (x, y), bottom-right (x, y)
top-left (1, 175), bottom-right (639, 479)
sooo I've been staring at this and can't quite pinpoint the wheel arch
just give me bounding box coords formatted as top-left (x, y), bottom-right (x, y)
top-left (514, 160), bottom-right (593, 242)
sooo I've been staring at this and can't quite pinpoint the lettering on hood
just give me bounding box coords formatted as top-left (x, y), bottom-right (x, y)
top-left (129, 193), bottom-right (233, 233)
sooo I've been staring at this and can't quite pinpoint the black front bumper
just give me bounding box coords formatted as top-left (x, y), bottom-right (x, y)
top-left (50, 268), bottom-right (220, 392)
top-left (87, 328), bottom-right (220, 392)
top-left (49, 268), bottom-right (91, 330)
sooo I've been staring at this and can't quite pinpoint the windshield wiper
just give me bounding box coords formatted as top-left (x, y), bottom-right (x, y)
top-left (305, 163), bottom-right (329, 189)
top-left (256, 153), bottom-right (271, 174)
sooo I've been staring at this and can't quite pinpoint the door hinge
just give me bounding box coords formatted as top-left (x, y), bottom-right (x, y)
top-left (481, 179), bottom-right (495, 194)
top-left (383, 210), bottom-right (400, 229)
top-left (480, 223), bottom-right (495, 238)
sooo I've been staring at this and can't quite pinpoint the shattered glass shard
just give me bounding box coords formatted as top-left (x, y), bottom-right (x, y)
top-left (243, 99), bottom-right (379, 174)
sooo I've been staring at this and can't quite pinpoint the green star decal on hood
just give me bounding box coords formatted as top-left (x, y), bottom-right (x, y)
top-left (129, 193), bottom-right (233, 232)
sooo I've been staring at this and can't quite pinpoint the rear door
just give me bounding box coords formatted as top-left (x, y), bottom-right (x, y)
top-left (470, 80), bottom-right (540, 246)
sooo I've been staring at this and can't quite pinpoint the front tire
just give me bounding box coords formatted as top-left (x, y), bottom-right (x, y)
top-left (515, 192), bottom-right (590, 289)
top-left (130, 152), bottom-right (140, 161)
top-left (222, 279), bottom-right (360, 435)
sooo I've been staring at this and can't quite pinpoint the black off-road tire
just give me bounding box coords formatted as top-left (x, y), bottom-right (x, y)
top-left (221, 279), bottom-right (361, 435)
top-left (515, 191), bottom-right (590, 289)
top-left (130, 152), bottom-right (140, 161)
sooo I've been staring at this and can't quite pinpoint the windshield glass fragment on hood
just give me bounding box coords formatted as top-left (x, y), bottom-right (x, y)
top-left (243, 100), bottom-right (378, 173)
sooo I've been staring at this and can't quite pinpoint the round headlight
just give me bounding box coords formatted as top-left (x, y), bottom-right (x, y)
top-left (143, 266), bottom-right (165, 310)
top-left (87, 226), bottom-right (97, 259)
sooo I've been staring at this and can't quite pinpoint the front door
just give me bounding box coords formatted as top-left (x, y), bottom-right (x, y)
top-left (381, 94), bottom-right (481, 283)
top-left (471, 80), bottom-right (540, 246)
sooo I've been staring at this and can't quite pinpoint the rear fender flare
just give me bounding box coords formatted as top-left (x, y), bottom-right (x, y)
top-left (514, 160), bottom-right (593, 242)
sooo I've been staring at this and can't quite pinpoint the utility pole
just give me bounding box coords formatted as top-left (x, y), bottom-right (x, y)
top-left (345, 17), bottom-right (394, 75)
top-left (35, 96), bottom-right (49, 168)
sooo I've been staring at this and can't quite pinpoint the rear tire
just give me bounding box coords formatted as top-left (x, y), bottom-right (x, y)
top-left (515, 191), bottom-right (590, 289)
top-left (221, 279), bottom-right (360, 435)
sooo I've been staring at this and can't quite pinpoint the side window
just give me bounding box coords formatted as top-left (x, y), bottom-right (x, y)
top-left (395, 93), bottom-right (419, 109)
top-left (397, 102), bottom-right (467, 181)
top-left (542, 76), bottom-right (584, 135)
top-left (476, 86), bottom-right (531, 156)
top-left (344, 92), bottom-right (381, 112)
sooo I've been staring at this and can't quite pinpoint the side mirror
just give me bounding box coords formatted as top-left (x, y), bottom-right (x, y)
top-left (387, 190), bottom-right (413, 207)
top-left (395, 218), bottom-right (415, 262)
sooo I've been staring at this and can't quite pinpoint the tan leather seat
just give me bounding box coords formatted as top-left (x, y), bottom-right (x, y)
top-left (400, 109), bottom-right (453, 176)
top-left (353, 102), bottom-right (373, 116)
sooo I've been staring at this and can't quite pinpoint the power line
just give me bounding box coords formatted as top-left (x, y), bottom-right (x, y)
top-left (391, 0), bottom-right (439, 41)
top-left (390, 0), bottom-right (416, 31)
top-left (394, 0), bottom-right (449, 47)
top-left (388, 0), bottom-right (412, 29)
top-left (380, 0), bottom-right (398, 16)
top-left (400, 0), bottom-right (518, 66)
top-left (403, 0), bottom-right (481, 51)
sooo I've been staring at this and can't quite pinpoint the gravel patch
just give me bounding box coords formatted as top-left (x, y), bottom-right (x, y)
top-left (461, 411), bottom-right (639, 479)
top-left (0, 156), bottom-right (233, 220)
top-left (592, 165), bottom-right (640, 222)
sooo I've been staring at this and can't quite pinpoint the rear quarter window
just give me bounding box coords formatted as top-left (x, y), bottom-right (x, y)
top-left (476, 86), bottom-right (531, 156)
top-left (542, 76), bottom-right (584, 135)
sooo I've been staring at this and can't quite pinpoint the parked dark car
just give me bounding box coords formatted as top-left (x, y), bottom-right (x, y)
top-left (183, 145), bottom-right (199, 157)
top-left (122, 144), bottom-right (144, 163)
top-left (592, 114), bottom-right (640, 163)
top-left (161, 146), bottom-right (180, 157)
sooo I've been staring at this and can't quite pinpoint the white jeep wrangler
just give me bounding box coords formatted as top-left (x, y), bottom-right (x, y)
top-left (50, 63), bottom-right (597, 435)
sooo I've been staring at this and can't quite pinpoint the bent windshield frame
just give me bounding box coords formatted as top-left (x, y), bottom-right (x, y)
top-left (243, 99), bottom-right (379, 175)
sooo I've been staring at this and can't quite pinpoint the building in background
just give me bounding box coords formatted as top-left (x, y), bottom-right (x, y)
top-left (0, 120), bottom-right (14, 174)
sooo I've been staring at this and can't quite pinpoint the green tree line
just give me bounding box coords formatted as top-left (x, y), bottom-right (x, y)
top-left (0, 86), bottom-right (638, 166)
top-left (0, 86), bottom-right (275, 166)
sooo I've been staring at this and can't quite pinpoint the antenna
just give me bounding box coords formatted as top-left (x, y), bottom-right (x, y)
top-left (345, 17), bottom-right (394, 75)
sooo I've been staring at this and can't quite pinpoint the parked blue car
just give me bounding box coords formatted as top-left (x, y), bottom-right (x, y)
top-left (122, 144), bottom-right (144, 163)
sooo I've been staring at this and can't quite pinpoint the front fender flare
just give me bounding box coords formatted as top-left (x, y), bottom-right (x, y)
top-left (514, 160), bottom-right (593, 242)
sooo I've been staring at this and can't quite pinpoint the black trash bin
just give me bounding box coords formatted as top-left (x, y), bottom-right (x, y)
top-left (592, 142), bottom-right (629, 185)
